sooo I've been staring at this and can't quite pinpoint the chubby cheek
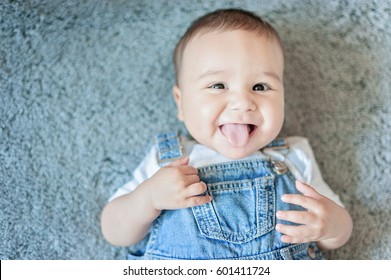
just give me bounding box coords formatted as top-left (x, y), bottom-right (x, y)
top-left (182, 96), bottom-right (220, 137)
top-left (262, 101), bottom-right (284, 134)
top-left (181, 97), bottom-right (201, 128)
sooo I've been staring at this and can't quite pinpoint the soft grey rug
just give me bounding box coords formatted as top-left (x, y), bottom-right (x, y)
top-left (1, 0), bottom-right (390, 259)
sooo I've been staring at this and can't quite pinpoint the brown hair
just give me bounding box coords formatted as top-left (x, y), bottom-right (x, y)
top-left (173, 8), bottom-right (283, 84)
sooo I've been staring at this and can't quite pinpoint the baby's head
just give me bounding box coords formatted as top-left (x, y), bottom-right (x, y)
top-left (172, 9), bottom-right (285, 159)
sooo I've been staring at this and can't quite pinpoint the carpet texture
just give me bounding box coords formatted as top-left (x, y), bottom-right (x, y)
top-left (1, 0), bottom-right (390, 259)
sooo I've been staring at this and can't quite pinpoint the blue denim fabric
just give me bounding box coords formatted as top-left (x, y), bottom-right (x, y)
top-left (156, 132), bottom-right (184, 166)
top-left (128, 133), bottom-right (324, 260)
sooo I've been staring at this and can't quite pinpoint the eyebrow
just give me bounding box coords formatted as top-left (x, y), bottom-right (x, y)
top-left (197, 70), bottom-right (225, 80)
top-left (262, 71), bottom-right (282, 82)
top-left (198, 69), bottom-right (282, 82)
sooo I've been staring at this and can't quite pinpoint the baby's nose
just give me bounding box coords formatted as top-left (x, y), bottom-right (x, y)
top-left (229, 92), bottom-right (256, 112)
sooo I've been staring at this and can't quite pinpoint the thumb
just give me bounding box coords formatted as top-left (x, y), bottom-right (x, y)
top-left (168, 157), bottom-right (189, 167)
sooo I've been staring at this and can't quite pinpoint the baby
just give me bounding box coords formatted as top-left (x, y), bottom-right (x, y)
top-left (101, 8), bottom-right (352, 260)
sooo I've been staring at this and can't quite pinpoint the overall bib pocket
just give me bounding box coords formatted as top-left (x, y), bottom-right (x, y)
top-left (192, 174), bottom-right (275, 244)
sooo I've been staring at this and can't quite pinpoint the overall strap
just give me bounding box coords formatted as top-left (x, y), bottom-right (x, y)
top-left (262, 138), bottom-right (290, 175)
top-left (264, 138), bottom-right (288, 150)
top-left (155, 132), bottom-right (185, 167)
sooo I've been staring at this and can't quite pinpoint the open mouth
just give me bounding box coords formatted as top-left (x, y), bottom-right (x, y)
top-left (219, 123), bottom-right (257, 147)
top-left (248, 124), bottom-right (256, 134)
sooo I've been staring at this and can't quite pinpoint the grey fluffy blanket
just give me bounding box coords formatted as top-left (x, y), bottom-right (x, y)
top-left (1, 0), bottom-right (390, 259)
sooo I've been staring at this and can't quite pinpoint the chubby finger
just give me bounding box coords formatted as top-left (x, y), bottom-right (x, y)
top-left (179, 174), bottom-right (201, 187)
top-left (295, 180), bottom-right (322, 199)
top-left (281, 193), bottom-right (317, 210)
top-left (177, 165), bottom-right (199, 175)
top-left (276, 210), bottom-right (315, 225)
top-left (275, 223), bottom-right (310, 243)
top-left (185, 182), bottom-right (208, 197)
top-left (185, 194), bottom-right (212, 208)
top-left (168, 157), bottom-right (190, 167)
top-left (280, 234), bottom-right (306, 244)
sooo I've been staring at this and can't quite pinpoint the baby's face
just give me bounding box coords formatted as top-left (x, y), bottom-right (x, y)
top-left (174, 29), bottom-right (285, 159)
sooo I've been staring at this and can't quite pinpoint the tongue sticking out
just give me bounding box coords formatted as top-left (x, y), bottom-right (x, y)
top-left (221, 124), bottom-right (250, 147)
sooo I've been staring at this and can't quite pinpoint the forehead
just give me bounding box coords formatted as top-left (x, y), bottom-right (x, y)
top-left (182, 28), bottom-right (283, 59)
top-left (180, 29), bottom-right (284, 75)
top-left (182, 25), bottom-right (282, 53)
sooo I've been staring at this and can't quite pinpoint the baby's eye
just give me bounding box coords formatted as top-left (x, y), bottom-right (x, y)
top-left (252, 83), bottom-right (270, 91)
top-left (209, 83), bottom-right (226, 90)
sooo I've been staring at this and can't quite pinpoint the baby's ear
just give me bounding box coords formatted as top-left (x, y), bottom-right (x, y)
top-left (173, 85), bottom-right (184, 121)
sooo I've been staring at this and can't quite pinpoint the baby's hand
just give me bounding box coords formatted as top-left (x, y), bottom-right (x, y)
top-left (275, 180), bottom-right (347, 245)
top-left (147, 157), bottom-right (212, 211)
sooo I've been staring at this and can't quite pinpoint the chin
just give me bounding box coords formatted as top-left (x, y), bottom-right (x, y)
top-left (218, 147), bottom-right (254, 160)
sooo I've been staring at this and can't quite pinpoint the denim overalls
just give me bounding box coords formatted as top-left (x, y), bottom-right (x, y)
top-left (127, 132), bottom-right (324, 260)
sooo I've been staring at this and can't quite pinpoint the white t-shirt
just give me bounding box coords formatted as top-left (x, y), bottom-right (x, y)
top-left (110, 136), bottom-right (343, 206)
